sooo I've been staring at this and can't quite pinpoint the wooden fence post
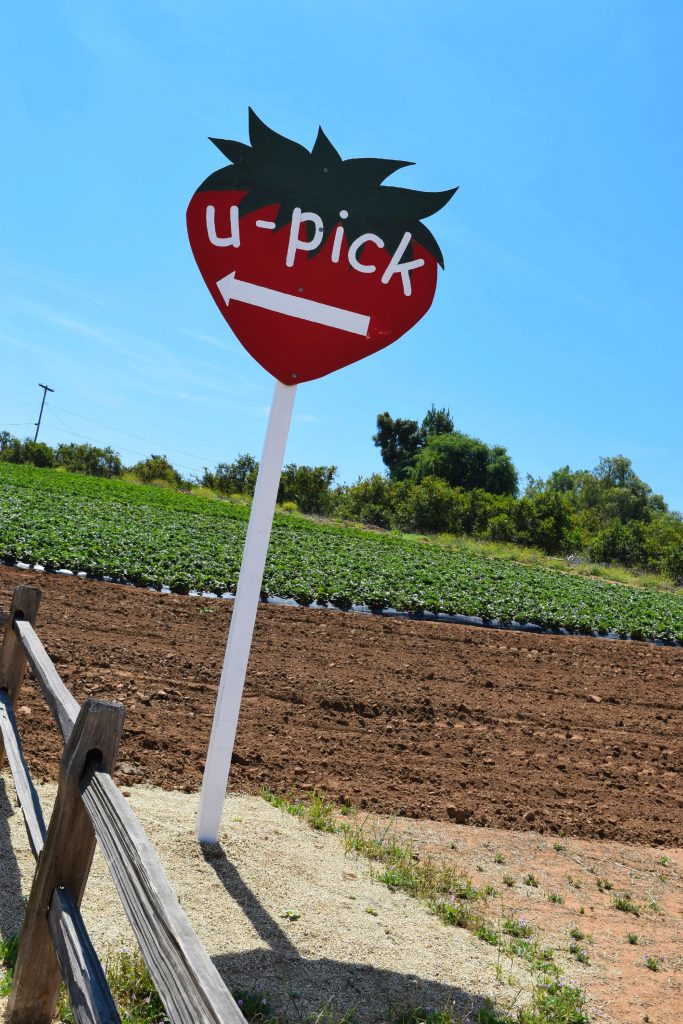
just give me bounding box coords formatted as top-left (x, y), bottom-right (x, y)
top-left (7, 698), bottom-right (125, 1024)
top-left (0, 585), bottom-right (41, 771)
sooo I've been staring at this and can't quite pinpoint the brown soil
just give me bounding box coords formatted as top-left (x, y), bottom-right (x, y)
top-left (363, 812), bottom-right (683, 1024)
top-left (1, 565), bottom-right (681, 847)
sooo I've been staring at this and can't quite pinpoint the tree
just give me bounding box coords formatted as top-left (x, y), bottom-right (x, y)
top-left (421, 405), bottom-right (454, 436)
top-left (54, 443), bottom-right (122, 477)
top-left (411, 432), bottom-right (518, 495)
top-left (204, 454), bottom-right (259, 495)
top-left (373, 412), bottom-right (424, 480)
top-left (373, 406), bottom-right (456, 480)
top-left (529, 455), bottom-right (667, 526)
top-left (0, 431), bottom-right (16, 455)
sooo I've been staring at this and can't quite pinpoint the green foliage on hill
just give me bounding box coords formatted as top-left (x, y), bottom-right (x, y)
top-left (0, 432), bottom-right (123, 477)
top-left (2, 419), bottom-right (682, 584)
top-left (1, 461), bottom-right (682, 642)
top-left (326, 414), bottom-right (683, 584)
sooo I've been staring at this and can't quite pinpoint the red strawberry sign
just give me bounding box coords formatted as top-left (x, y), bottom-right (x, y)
top-left (187, 110), bottom-right (457, 384)
top-left (190, 111), bottom-right (458, 843)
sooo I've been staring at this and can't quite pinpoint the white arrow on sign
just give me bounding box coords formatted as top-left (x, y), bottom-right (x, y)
top-left (216, 272), bottom-right (371, 337)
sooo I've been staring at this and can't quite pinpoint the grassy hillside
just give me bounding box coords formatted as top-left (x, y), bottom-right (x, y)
top-left (1, 462), bottom-right (682, 642)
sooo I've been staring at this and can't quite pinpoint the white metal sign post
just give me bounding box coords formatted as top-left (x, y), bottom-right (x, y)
top-left (196, 380), bottom-right (296, 842)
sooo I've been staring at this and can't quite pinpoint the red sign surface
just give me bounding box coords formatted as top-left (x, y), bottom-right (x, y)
top-left (187, 111), bottom-right (456, 385)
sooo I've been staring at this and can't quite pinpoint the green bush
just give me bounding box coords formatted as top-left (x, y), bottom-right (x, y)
top-left (486, 512), bottom-right (517, 543)
top-left (0, 436), bottom-right (55, 468)
top-left (336, 474), bottom-right (393, 528)
top-left (203, 454), bottom-right (258, 495)
top-left (513, 492), bottom-right (573, 554)
top-left (589, 521), bottom-right (647, 568)
top-left (129, 454), bottom-right (181, 488)
top-left (392, 476), bottom-right (461, 533)
top-left (54, 442), bottom-right (122, 477)
top-left (665, 544), bottom-right (683, 585)
top-left (278, 463), bottom-right (336, 514)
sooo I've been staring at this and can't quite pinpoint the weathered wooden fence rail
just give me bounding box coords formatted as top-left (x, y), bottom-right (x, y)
top-left (0, 585), bottom-right (246, 1024)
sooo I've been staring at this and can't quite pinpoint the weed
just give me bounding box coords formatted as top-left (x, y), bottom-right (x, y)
top-left (645, 956), bottom-right (661, 972)
top-left (566, 876), bottom-right (581, 890)
top-left (58, 948), bottom-right (168, 1023)
top-left (342, 812), bottom-right (487, 933)
top-left (523, 874), bottom-right (539, 888)
top-left (365, 907), bottom-right (378, 917)
top-left (437, 898), bottom-right (481, 929)
top-left (518, 977), bottom-right (588, 1024)
top-left (656, 855), bottom-right (669, 866)
top-left (494, 852), bottom-right (506, 865)
top-left (569, 943), bottom-right (590, 965)
top-left (502, 917), bottom-right (534, 939)
top-left (262, 787), bottom-right (306, 818)
top-left (502, 874), bottom-right (516, 888)
top-left (306, 791), bottom-right (338, 832)
top-left (0, 934), bottom-right (18, 997)
top-left (569, 927), bottom-right (585, 942)
top-left (262, 787), bottom-right (336, 833)
top-left (505, 937), bottom-right (553, 970)
top-left (281, 910), bottom-right (301, 921)
top-left (233, 986), bottom-right (279, 1021)
top-left (613, 894), bottom-right (640, 916)
top-left (627, 933), bottom-right (639, 945)
top-left (552, 842), bottom-right (566, 853)
top-left (482, 884), bottom-right (498, 898)
top-left (596, 878), bottom-right (613, 892)
top-left (547, 893), bottom-right (564, 905)
top-left (475, 924), bottom-right (499, 946)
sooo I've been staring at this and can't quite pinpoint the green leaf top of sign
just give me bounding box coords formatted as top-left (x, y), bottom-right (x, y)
top-left (196, 109), bottom-right (457, 267)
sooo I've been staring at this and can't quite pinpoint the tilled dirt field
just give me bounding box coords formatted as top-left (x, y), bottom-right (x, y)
top-left (1, 565), bottom-right (681, 847)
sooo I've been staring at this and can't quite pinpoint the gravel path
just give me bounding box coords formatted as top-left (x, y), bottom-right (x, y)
top-left (0, 777), bottom-right (533, 1022)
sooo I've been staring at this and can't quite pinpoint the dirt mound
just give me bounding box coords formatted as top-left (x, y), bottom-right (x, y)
top-left (0, 782), bottom-right (535, 1024)
top-left (1, 566), bottom-right (681, 846)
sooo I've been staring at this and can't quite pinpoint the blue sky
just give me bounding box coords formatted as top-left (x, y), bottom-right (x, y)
top-left (1, 1), bottom-right (682, 509)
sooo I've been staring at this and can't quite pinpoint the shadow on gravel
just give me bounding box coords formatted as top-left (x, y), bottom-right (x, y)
top-left (203, 844), bottom-right (497, 1023)
top-left (0, 776), bottom-right (26, 939)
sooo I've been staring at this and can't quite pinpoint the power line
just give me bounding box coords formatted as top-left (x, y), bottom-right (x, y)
top-left (44, 407), bottom-right (201, 475)
top-left (5, 391), bottom-right (227, 474)
top-left (47, 402), bottom-right (210, 463)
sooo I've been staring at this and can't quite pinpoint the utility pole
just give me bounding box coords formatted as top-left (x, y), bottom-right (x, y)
top-left (34, 383), bottom-right (54, 443)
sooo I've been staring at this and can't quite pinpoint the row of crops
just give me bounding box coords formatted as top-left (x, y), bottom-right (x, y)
top-left (1, 463), bottom-right (683, 643)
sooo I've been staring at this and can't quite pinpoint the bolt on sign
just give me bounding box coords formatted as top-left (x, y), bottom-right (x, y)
top-left (188, 110), bottom-right (456, 841)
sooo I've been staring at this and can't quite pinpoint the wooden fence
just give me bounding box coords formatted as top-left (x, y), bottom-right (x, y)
top-left (0, 584), bottom-right (247, 1024)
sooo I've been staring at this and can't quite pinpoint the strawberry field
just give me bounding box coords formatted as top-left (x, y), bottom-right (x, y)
top-left (1, 462), bottom-right (682, 642)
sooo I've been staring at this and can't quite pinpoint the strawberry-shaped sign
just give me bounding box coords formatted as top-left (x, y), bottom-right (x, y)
top-left (187, 110), bottom-right (457, 384)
